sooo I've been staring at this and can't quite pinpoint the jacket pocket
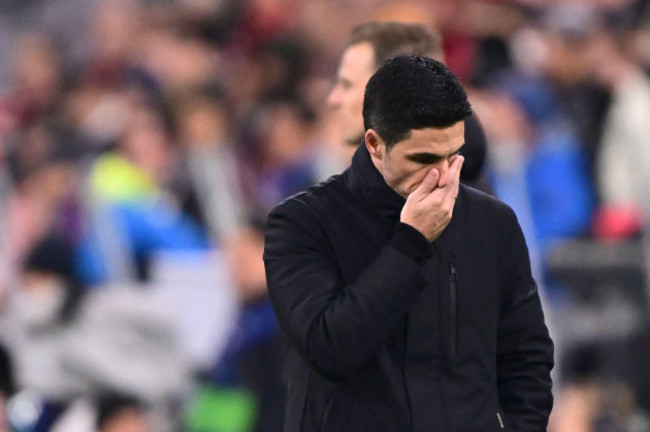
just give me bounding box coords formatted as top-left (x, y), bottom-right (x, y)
top-left (449, 263), bottom-right (458, 356)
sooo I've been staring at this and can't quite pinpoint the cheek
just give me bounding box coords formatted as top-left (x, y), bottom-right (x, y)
top-left (387, 165), bottom-right (430, 195)
top-left (405, 168), bottom-right (432, 192)
top-left (347, 91), bottom-right (364, 114)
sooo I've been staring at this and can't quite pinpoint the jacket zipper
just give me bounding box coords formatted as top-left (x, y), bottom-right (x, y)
top-left (449, 263), bottom-right (458, 355)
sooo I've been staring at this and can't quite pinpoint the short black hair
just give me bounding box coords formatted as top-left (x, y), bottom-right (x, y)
top-left (362, 55), bottom-right (472, 149)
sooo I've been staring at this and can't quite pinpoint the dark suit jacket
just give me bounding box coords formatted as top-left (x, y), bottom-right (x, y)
top-left (264, 144), bottom-right (553, 431)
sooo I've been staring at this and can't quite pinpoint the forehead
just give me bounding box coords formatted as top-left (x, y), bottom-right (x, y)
top-left (339, 43), bottom-right (376, 78)
top-left (392, 122), bottom-right (465, 154)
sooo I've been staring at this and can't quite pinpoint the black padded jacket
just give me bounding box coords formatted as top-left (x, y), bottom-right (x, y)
top-left (264, 144), bottom-right (554, 432)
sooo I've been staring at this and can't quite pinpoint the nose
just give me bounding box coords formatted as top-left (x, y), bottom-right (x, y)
top-left (327, 85), bottom-right (342, 108)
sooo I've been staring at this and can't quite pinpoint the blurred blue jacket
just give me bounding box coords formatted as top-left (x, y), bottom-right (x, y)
top-left (77, 199), bottom-right (210, 286)
top-left (491, 75), bottom-right (595, 257)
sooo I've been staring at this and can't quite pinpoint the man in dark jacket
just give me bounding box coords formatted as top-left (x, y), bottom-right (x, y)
top-left (264, 55), bottom-right (553, 431)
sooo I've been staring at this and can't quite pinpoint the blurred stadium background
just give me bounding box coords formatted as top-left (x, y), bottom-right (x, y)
top-left (2, 0), bottom-right (650, 431)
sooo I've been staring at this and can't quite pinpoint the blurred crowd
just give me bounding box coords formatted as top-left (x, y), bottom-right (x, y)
top-left (1, 0), bottom-right (650, 431)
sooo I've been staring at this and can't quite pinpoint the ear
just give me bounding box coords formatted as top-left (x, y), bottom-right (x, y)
top-left (365, 129), bottom-right (385, 161)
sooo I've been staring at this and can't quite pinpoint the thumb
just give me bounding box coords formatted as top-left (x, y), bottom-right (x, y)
top-left (411, 168), bottom-right (439, 198)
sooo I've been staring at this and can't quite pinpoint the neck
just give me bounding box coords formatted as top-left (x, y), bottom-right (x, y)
top-left (369, 151), bottom-right (384, 177)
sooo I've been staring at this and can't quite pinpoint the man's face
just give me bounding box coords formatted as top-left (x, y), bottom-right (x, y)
top-left (327, 42), bottom-right (376, 145)
top-left (370, 121), bottom-right (465, 198)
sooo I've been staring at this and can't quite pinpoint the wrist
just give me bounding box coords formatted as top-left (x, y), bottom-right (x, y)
top-left (389, 223), bottom-right (433, 261)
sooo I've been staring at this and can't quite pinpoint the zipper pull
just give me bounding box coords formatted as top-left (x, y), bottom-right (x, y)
top-left (497, 412), bottom-right (504, 429)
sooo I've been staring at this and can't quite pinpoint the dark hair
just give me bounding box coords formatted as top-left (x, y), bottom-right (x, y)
top-left (23, 234), bottom-right (85, 324)
top-left (347, 21), bottom-right (442, 69)
top-left (0, 344), bottom-right (15, 397)
top-left (362, 55), bottom-right (472, 149)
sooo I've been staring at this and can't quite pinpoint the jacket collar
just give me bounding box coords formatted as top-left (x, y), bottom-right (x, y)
top-left (345, 140), bottom-right (405, 222)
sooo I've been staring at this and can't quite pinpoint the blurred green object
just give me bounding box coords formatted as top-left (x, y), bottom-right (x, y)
top-left (91, 153), bottom-right (157, 202)
top-left (185, 385), bottom-right (257, 432)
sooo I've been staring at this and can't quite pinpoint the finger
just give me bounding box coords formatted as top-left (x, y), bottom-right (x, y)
top-left (411, 167), bottom-right (439, 198)
top-left (449, 154), bottom-right (465, 179)
top-left (448, 156), bottom-right (464, 187)
top-left (444, 156), bottom-right (464, 200)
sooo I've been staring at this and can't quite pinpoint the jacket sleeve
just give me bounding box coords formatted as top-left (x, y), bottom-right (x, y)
top-left (264, 198), bottom-right (430, 381)
top-left (497, 206), bottom-right (554, 431)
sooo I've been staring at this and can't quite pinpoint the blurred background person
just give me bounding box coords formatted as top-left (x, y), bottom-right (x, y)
top-left (1, 235), bottom-right (188, 432)
top-left (579, 8), bottom-right (650, 241)
top-left (78, 95), bottom-right (210, 285)
top-left (174, 86), bottom-right (245, 243)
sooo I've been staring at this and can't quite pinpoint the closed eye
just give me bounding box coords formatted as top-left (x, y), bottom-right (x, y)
top-left (407, 148), bottom-right (463, 165)
top-left (407, 154), bottom-right (444, 164)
